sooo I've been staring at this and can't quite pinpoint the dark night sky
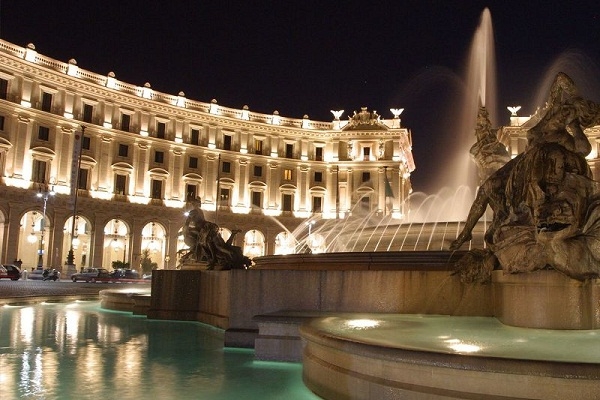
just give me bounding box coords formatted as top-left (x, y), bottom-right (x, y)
top-left (1, 1), bottom-right (599, 192)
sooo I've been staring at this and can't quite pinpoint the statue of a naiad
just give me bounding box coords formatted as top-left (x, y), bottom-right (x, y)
top-left (450, 72), bottom-right (600, 282)
top-left (179, 199), bottom-right (252, 270)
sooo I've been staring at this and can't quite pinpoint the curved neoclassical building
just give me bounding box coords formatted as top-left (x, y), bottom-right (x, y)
top-left (0, 40), bottom-right (416, 273)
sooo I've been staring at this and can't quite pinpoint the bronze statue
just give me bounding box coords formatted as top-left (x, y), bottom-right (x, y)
top-left (469, 106), bottom-right (511, 183)
top-left (179, 199), bottom-right (251, 270)
top-left (451, 72), bottom-right (600, 282)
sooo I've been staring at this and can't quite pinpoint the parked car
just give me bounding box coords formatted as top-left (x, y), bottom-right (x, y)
top-left (0, 264), bottom-right (21, 280)
top-left (110, 269), bottom-right (140, 280)
top-left (71, 268), bottom-right (110, 283)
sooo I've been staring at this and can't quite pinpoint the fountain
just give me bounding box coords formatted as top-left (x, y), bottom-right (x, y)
top-left (141, 8), bottom-right (600, 400)
top-left (295, 70), bottom-right (600, 400)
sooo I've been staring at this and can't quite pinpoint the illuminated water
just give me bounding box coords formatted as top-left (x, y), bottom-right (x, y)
top-left (307, 314), bottom-right (600, 363)
top-left (0, 301), bottom-right (320, 400)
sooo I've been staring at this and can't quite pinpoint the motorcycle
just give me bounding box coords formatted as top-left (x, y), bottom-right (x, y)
top-left (42, 268), bottom-right (60, 281)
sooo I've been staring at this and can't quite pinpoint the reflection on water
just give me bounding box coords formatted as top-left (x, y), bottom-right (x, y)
top-left (0, 301), bottom-right (320, 400)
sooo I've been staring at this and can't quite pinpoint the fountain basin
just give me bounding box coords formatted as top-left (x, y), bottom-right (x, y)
top-left (300, 314), bottom-right (600, 400)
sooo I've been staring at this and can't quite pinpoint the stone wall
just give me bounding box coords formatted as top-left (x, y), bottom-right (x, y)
top-left (148, 260), bottom-right (493, 347)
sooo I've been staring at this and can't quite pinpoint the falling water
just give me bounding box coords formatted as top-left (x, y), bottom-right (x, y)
top-left (531, 49), bottom-right (600, 113)
top-left (290, 186), bottom-right (487, 254)
top-left (283, 9), bottom-right (498, 255)
top-left (433, 8), bottom-right (497, 192)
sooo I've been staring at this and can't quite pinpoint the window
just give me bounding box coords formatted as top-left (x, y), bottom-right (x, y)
top-left (282, 194), bottom-right (293, 212)
top-left (223, 135), bottom-right (232, 150)
top-left (363, 147), bottom-right (371, 161)
top-left (285, 143), bottom-right (294, 158)
top-left (312, 196), bottom-right (322, 213)
top-left (252, 191), bottom-right (262, 208)
top-left (186, 184), bottom-right (197, 201)
top-left (38, 126), bottom-right (50, 141)
top-left (154, 151), bottom-right (164, 164)
top-left (0, 78), bottom-right (8, 100)
top-left (314, 171), bottom-right (323, 182)
top-left (189, 156), bottom-right (198, 169)
top-left (151, 179), bottom-right (163, 199)
top-left (254, 139), bottom-right (263, 155)
top-left (222, 161), bottom-right (231, 173)
top-left (190, 128), bottom-right (200, 145)
top-left (114, 174), bottom-right (127, 195)
top-left (82, 135), bottom-right (91, 150)
top-left (32, 160), bottom-right (47, 184)
top-left (315, 147), bottom-right (323, 161)
top-left (41, 92), bottom-right (52, 112)
top-left (121, 113), bottom-right (131, 132)
top-left (219, 188), bottom-right (230, 206)
top-left (362, 172), bottom-right (371, 182)
top-left (118, 144), bottom-right (129, 157)
top-left (78, 168), bottom-right (88, 190)
top-left (253, 165), bottom-right (263, 177)
top-left (0, 115), bottom-right (4, 131)
top-left (156, 121), bottom-right (166, 139)
top-left (283, 169), bottom-right (293, 180)
top-left (83, 104), bottom-right (93, 123)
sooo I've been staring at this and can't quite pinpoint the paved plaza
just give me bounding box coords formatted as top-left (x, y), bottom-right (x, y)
top-left (0, 280), bottom-right (151, 304)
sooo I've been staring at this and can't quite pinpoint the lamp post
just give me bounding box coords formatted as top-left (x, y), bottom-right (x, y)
top-left (66, 125), bottom-right (85, 270)
top-left (36, 184), bottom-right (55, 270)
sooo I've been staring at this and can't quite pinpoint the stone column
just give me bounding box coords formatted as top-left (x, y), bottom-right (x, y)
top-left (133, 142), bottom-right (149, 196)
top-left (236, 158), bottom-right (248, 207)
top-left (170, 148), bottom-right (184, 201)
top-left (11, 115), bottom-right (32, 180)
top-left (298, 164), bottom-right (309, 212)
top-left (97, 135), bottom-right (113, 192)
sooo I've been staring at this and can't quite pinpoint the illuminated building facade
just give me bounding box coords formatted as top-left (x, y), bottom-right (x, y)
top-left (0, 40), bottom-right (415, 271)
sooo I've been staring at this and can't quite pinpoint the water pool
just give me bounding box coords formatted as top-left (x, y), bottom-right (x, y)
top-left (0, 300), bottom-right (321, 400)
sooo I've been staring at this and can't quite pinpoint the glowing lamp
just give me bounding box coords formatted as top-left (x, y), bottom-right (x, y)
top-left (27, 232), bottom-right (37, 244)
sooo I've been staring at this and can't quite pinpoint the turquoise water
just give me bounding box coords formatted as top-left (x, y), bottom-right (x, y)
top-left (0, 301), bottom-right (321, 400)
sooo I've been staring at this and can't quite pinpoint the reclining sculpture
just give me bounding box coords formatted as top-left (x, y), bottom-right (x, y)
top-left (450, 72), bottom-right (600, 282)
top-left (179, 199), bottom-right (252, 270)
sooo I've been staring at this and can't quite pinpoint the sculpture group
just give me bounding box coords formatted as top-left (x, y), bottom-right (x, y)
top-left (179, 199), bottom-right (252, 270)
top-left (451, 72), bottom-right (600, 282)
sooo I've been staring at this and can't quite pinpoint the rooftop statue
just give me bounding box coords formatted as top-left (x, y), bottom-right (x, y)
top-left (344, 107), bottom-right (386, 130)
top-left (450, 72), bottom-right (600, 282)
top-left (179, 199), bottom-right (252, 270)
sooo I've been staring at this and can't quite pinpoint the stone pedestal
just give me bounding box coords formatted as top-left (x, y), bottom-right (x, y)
top-left (147, 270), bottom-right (202, 321)
top-left (180, 261), bottom-right (209, 270)
top-left (492, 269), bottom-right (600, 329)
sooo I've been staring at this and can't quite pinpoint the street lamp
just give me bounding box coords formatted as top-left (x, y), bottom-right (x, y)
top-left (36, 184), bottom-right (55, 270)
top-left (66, 125), bottom-right (85, 269)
